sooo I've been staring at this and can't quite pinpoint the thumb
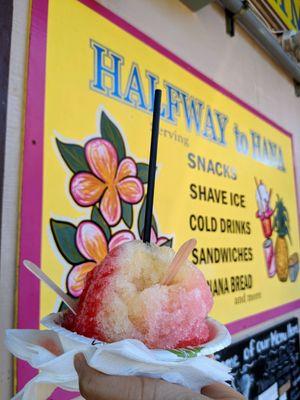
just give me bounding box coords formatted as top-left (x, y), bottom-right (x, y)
top-left (74, 352), bottom-right (88, 377)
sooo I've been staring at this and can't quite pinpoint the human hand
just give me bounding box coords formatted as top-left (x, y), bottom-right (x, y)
top-left (74, 353), bottom-right (244, 400)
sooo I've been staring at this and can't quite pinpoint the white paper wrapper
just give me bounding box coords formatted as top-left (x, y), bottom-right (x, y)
top-left (42, 312), bottom-right (231, 360)
top-left (5, 313), bottom-right (231, 400)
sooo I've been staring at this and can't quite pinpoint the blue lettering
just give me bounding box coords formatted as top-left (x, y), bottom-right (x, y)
top-left (202, 106), bottom-right (217, 143)
top-left (251, 130), bottom-right (261, 160)
top-left (181, 92), bottom-right (204, 134)
top-left (124, 64), bottom-right (147, 110)
top-left (165, 83), bottom-right (180, 123)
top-left (91, 41), bottom-right (123, 98)
top-left (278, 147), bottom-right (286, 171)
top-left (277, 0), bottom-right (288, 16)
top-left (146, 71), bottom-right (159, 112)
top-left (215, 110), bottom-right (228, 145)
top-left (290, 0), bottom-right (300, 29)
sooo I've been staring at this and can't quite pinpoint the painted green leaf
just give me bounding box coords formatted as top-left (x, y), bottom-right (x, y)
top-left (56, 139), bottom-right (90, 173)
top-left (50, 219), bottom-right (85, 264)
top-left (274, 196), bottom-right (290, 240)
top-left (137, 163), bottom-right (149, 184)
top-left (168, 347), bottom-right (203, 359)
top-left (100, 111), bottom-right (126, 160)
top-left (163, 238), bottom-right (173, 248)
top-left (122, 201), bottom-right (133, 229)
top-left (168, 349), bottom-right (185, 358)
top-left (137, 196), bottom-right (158, 239)
top-left (91, 206), bottom-right (111, 241)
top-left (58, 301), bottom-right (69, 313)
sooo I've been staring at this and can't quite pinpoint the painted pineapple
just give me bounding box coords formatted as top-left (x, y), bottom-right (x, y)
top-left (274, 196), bottom-right (291, 282)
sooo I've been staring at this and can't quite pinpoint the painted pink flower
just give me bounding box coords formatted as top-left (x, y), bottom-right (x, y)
top-left (67, 221), bottom-right (135, 297)
top-left (150, 227), bottom-right (169, 246)
top-left (70, 139), bottom-right (144, 226)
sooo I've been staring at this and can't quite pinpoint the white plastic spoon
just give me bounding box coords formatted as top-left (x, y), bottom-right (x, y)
top-left (161, 238), bottom-right (197, 286)
top-left (23, 260), bottom-right (77, 314)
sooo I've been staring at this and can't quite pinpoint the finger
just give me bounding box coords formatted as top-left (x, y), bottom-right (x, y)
top-left (201, 382), bottom-right (245, 399)
top-left (74, 353), bottom-right (88, 377)
top-left (74, 353), bottom-right (109, 399)
top-left (73, 355), bottom-right (209, 400)
top-left (74, 352), bottom-right (107, 381)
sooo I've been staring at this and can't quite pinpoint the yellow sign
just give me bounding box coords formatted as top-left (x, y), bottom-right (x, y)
top-left (266, 0), bottom-right (300, 30)
top-left (40, 0), bottom-right (299, 328)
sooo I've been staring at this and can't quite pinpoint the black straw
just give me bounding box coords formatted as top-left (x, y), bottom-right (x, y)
top-left (143, 89), bottom-right (162, 243)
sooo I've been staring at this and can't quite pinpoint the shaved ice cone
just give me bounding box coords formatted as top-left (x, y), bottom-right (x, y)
top-left (62, 240), bottom-right (213, 350)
